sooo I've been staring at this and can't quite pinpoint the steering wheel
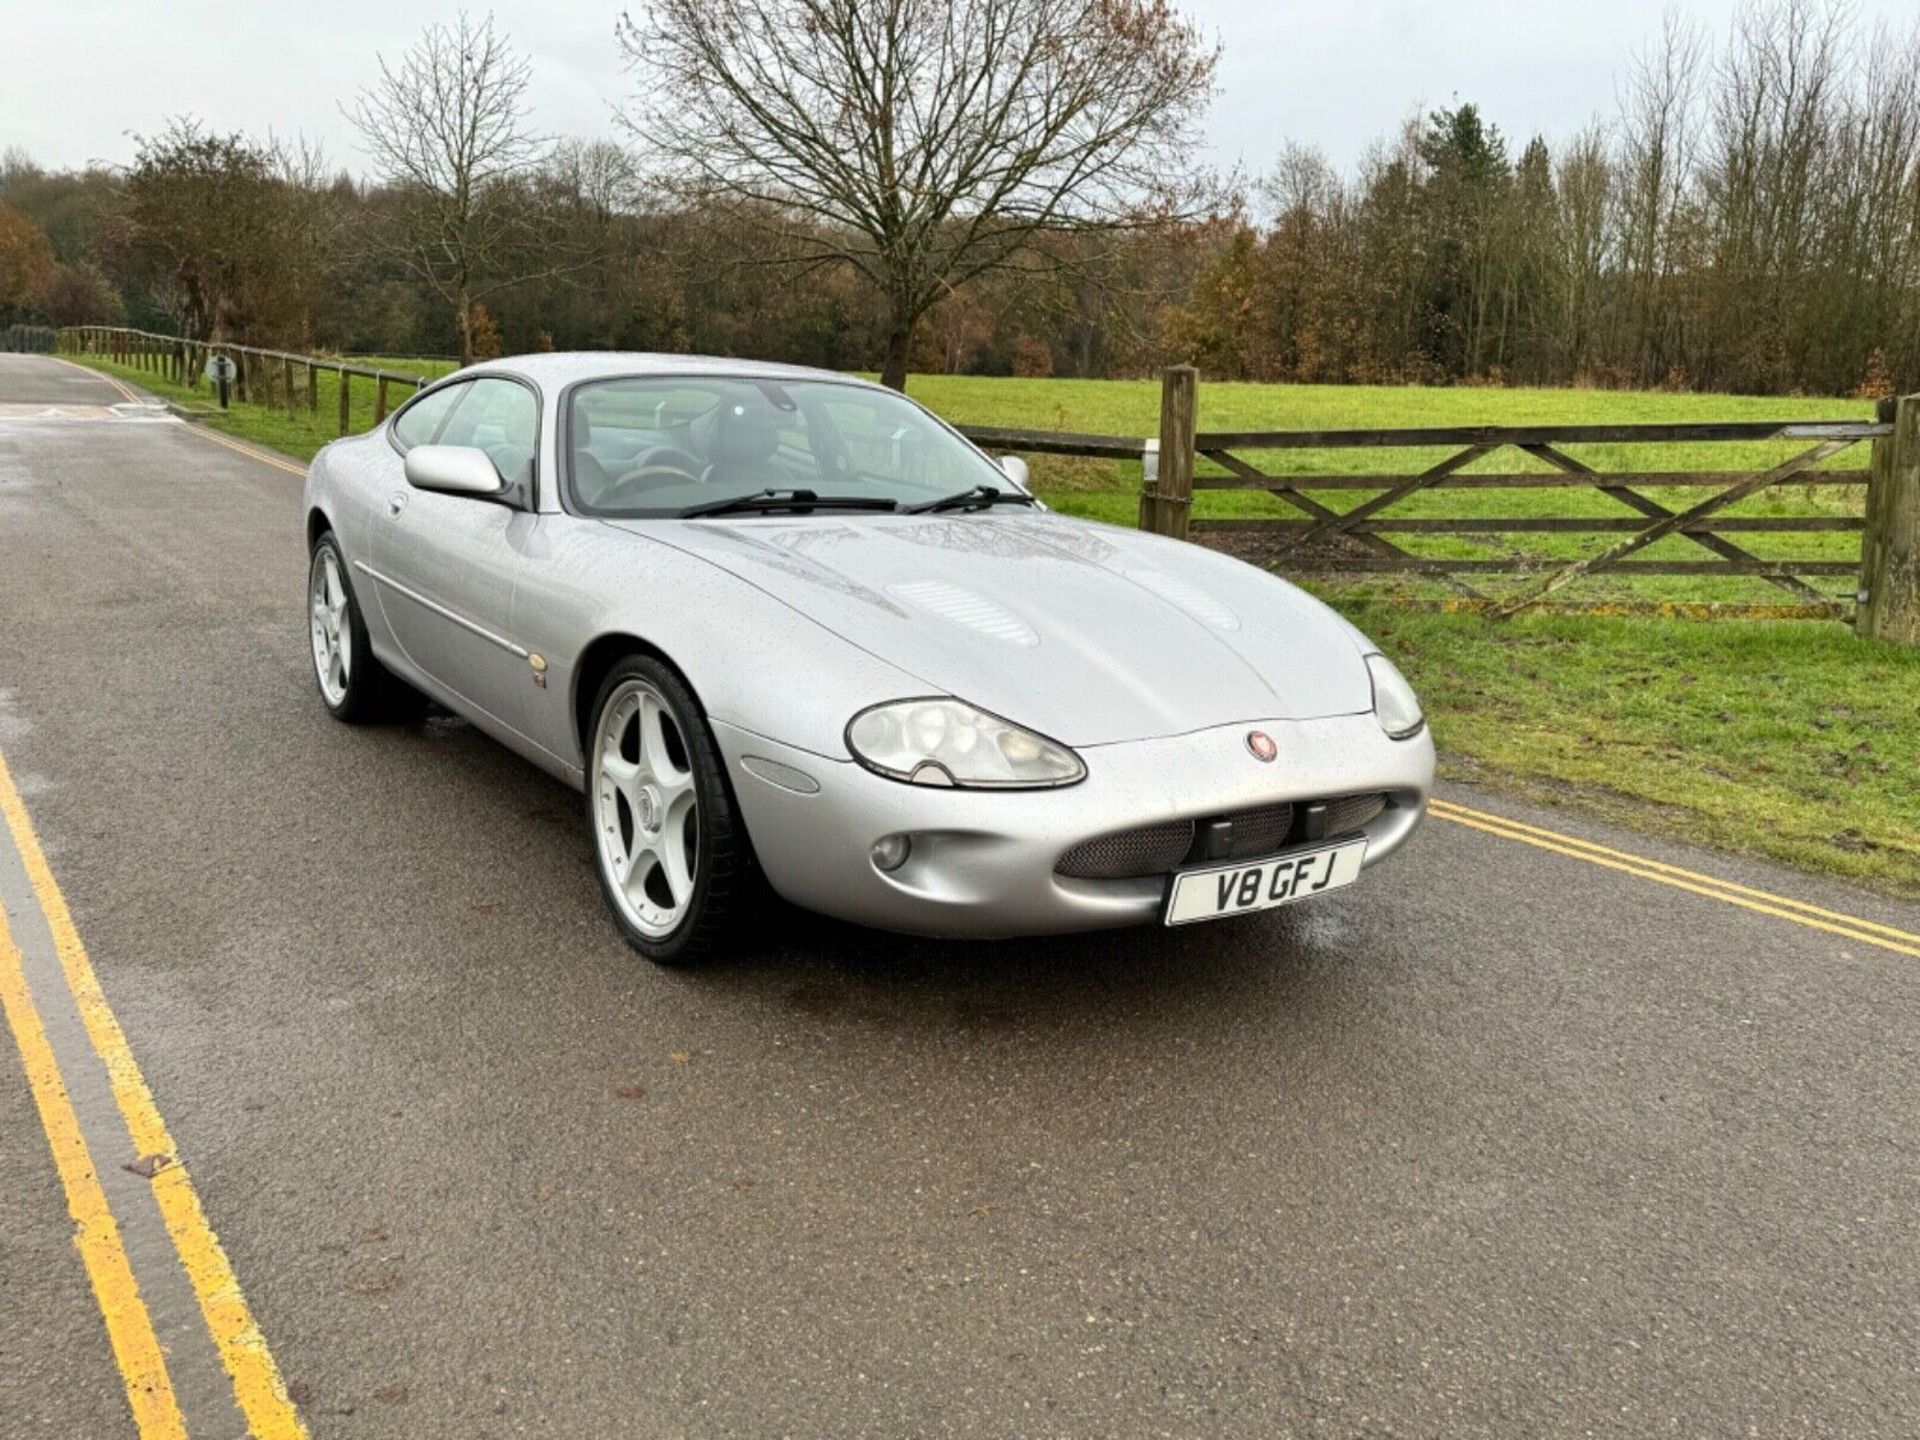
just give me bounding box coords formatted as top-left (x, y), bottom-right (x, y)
top-left (599, 446), bottom-right (706, 507)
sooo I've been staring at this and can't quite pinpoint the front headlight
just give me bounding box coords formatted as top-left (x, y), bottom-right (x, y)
top-left (846, 698), bottom-right (1086, 788)
top-left (1366, 653), bottom-right (1425, 739)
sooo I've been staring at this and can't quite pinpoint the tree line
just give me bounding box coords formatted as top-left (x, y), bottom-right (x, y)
top-left (1, 0), bottom-right (1917, 397)
top-left (1178, 4), bottom-right (1920, 397)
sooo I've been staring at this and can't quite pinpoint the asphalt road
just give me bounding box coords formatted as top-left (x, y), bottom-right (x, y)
top-left (1, 351), bottom-right (1917, 1438)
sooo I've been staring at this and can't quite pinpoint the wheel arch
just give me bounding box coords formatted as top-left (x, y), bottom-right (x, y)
top-left (306, 505), bottom-right (333, 551)
top-left (572, 632), bottom-right (699, 754)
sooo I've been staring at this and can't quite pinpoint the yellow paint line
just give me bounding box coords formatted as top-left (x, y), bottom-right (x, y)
top-left (1431, 799), bottom-right (1920, 946)
top-left (48, 353), bottom-right (142, 404)
top-left (0, 750), bottom-right (310, 1438)
top-left (49, 353), bottom-right (311, 477)
top-left (187, 425), bottom-right (308, 477)
top-left (1429, 802), bottom-right (1920, 960)
top-left (0, 905), bottom-right (188, 1437)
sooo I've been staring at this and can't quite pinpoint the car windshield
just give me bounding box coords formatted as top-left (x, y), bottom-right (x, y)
top-left (566, 376), bottom-right (1018, 517)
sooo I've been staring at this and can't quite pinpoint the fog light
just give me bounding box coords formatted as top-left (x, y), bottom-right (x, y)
top-left (870, 834), bottom-right (912, 872)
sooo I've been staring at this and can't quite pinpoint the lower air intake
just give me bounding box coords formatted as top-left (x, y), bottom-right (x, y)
top-left (1325, 792), bottom-right (1387, 835)
top-left (1054, 819), bottom-right (1195, 881)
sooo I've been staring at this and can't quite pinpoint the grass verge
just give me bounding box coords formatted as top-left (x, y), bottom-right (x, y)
top-left (70, 352), bottom-right (1919, 896)
top-left (1350, 606), bottom-right (1919, 898)
top-left (68, 350), bottom-right (444, 460)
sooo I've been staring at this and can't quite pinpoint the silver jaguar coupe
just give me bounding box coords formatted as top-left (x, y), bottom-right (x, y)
top-left (303, 353), bottom-right (1433, 962)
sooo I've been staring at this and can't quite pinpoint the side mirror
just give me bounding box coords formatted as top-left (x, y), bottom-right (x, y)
top-left (404, 444), bottom-right (506, 498)
top-left (997, 454), bottom-right (1030, 488)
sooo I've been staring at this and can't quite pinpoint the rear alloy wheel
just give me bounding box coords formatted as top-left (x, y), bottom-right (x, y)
top-left (307, 532), bottom-right (419, 723)
top-left (587, 657), bottom-right (750, 964)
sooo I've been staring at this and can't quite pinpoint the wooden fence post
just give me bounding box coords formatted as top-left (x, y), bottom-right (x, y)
top-left (374, 375), bottom-right (390, 424)
top-left (338, 369), bottom-right (351, 435)
top-left (1138, 366), bottom-right (1197, 540)
top-left (307, 361), bottom-right (319, 415)
top-left (1858, 392), bottom-right (1920, 644)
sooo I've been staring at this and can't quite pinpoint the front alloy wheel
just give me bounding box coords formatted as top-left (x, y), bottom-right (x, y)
top-left (307, 532), bottom-right (418, 723)
top-left (586, 657), bottom-right (750, 964)
top-left (309, 544), bottom-right (353, 707)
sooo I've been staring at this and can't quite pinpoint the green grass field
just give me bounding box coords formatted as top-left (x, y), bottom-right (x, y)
top-left (68, 350), bottom-right (1919, 895)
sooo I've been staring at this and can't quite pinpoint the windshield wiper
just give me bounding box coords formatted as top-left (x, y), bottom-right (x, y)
top-left (903, 484), bottom-right (1039, 515)
top-left (679, 487), bottom-right (899, 519)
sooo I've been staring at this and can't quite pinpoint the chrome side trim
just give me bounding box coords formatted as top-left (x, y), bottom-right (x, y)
top-left (352, 558), bottom-right (529, 658)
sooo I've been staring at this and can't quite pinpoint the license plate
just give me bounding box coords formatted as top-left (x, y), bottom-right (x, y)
top-left (1163, 838), bottom-right (1368, 926)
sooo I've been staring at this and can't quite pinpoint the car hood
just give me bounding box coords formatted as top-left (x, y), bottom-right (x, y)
top-left (616, 512), bottom-right (1375, 747)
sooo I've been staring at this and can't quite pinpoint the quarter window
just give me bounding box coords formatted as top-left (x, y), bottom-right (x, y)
top-left (391, 381), bottom-right (469, 451)
top-left (438, 378), bottom-right (539, 483)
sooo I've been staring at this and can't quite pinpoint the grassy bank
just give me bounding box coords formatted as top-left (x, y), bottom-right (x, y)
top-left (68, 351), bottom-right (1918, 895)
top-left (69, 350), bottom-right (455, 459)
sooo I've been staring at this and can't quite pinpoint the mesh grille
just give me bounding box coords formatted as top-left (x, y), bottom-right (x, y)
top-left (1054, 793), bottom-right (1390, 882)
top-left (1325, 792), bottom-right (1387, 835)
top-left (1218, 803), bottom-right (1294, 860)
top-left (1055, 819), bottom-right (1195, 880)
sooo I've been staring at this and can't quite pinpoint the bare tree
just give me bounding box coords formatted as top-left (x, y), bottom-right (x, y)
top-left (1615, 9), bottom-right (1705, 382)
top-left (617, 0), bottom-right (1219, 388)
top-left (345, 12), bottom-right (553, 365)
top-left (1553, 123), bottom-right (1614, 377)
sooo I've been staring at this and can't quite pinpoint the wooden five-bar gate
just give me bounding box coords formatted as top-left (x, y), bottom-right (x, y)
top-left (963, 367), bottom-right (1920, 642)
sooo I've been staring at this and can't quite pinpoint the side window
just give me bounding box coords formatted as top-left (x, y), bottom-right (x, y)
top-left (391, 381), bottom-right (469, 451)
top-left (438, 378), bottom-right (538, 482)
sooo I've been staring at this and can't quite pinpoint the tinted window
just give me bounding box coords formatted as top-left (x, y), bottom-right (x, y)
top-left (438, 378), bottom-right (538, 483)
top-left (391, 381), bottom-right (468, 451)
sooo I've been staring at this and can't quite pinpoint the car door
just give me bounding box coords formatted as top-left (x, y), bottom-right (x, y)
top-left (367, 375), bottom-right (542, 733)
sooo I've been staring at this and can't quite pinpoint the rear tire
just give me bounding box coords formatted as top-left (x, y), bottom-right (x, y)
top-left (308, 532), bottom-right (421, 723)
top-left (586, 656), bottom-right (752, 965)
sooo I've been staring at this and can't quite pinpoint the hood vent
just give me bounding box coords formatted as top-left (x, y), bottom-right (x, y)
top-left (1125, 569), bottom-right (1241, 631)
top-left (886, 580), bottom-right (1039, 647)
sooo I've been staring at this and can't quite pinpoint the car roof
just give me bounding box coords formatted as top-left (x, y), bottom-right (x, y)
top-left (446, 351), bottom-right (886, 392)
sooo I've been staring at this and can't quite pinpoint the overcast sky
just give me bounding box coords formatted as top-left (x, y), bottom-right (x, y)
top-left (2, 0), bottom-right (1913, 181)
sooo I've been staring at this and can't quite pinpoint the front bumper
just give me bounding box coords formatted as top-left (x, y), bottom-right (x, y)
top-left (714, 713), bottom-right (1435, 938)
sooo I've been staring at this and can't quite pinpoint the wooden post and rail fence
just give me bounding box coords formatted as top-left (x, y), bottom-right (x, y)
top-left (50, 325), bottom-right (432, 433)
top-left (30, 328), bottom-right (1920, 644)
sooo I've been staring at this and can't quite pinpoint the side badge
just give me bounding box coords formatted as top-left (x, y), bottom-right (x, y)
top-left (529, 653), bottom-right (548, 689)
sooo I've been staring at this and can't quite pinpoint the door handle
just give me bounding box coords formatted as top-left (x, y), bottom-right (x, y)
top-left (387, 492), bottom-right (409, 517)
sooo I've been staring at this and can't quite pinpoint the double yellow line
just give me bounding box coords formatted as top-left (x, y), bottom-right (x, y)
top-left (0, 751), bottom-right (307, 1437)
top-left (1430, 798), bottom-right (1920, 960)
top-left (188, 425), bottom-right (308, 477)
top-left (51, 355), bottom-right (310, 478)
top-left (53, 353), bottom-right (143, 405)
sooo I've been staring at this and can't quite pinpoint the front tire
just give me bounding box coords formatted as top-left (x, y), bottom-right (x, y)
top-left (308, 532), bottom-right (419, 723)
top-left (586, 656), bottom-right (751, 965)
